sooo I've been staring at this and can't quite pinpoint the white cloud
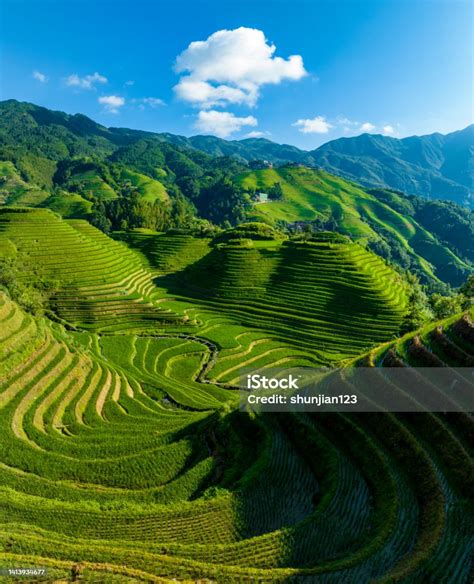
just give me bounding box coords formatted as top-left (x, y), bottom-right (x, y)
top-left (98, 95), bottom-right (125, 113)
top-left (244, 131), bottom-right (266, 138)
top-left (140, 97), bottom-right (165, 107)
top-left (33, 70), bottom-right (48, 83)
top-left (133, 97), bottom-right (166, 110)
top-left (174, 27), bottom-right (307, 108)
top-left (293, 116), bottom-right (333, 134)
top-left (194, 110), bottom-right (257, 138)
top-left (382, 125), bottom-right (396, 135)
top-left (124, 80), bottom-right (135, 86)
top-left (66, 72), bottom-right (108, 90)
top-left (292, 115), bottom-right (399, 137)
top-left (359, 122), bottom-right (375, 132)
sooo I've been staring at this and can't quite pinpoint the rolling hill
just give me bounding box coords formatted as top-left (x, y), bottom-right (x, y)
top-left (237, 166), bottom-right (473, 288)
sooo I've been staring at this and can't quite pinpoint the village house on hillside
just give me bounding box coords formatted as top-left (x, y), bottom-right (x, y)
top-left (248, 159), bottom-right (274, 170)
top-left (255, 192), bottom-right (269, 203)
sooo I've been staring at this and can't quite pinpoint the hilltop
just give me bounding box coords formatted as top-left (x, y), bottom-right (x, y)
top-left (305, 126), bottom-right (474, 207)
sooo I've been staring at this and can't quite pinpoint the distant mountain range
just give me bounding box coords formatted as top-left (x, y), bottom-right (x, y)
top-left (162, 127), bottom-right (473, 208)
top-left (0, 99), bottom-right (472, 290)
top-left (0, 99), bottom-right (472, 207)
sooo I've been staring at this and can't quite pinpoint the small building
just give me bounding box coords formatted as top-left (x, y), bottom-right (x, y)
top-left (256, 192), bottom-right (269, 203)
top-left (248, 160), bottom-right (274, 170)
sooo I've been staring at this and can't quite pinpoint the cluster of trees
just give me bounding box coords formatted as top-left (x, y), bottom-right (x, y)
top-left (429, 275), bottom-right (473, 318)
top-left (268, 182), bottom-right (283, 200)
top-left (0, 257), bottom-right (59, 314)
top-left (401, 273), bottom-right (473, 332)
top-left (90, 191), bottom-right (197, 233)
top-left (197, 175), bottom-right (251, 226)
top-left (366, 228), bottom-right (414, 270)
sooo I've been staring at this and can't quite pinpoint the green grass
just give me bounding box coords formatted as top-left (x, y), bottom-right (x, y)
top-left (65, 169), bottom-right (118, 200)
top-left (118, 168), bottom-right (169, 202)
top-left (39, 191), bottom-right (93, 218)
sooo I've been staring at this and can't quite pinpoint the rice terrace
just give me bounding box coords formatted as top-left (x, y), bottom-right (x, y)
top-left (1, 2), bottom-right (474, 583)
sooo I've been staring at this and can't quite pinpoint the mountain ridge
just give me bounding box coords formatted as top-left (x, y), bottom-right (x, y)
top-left (1, 99), bottom-right (472, 205)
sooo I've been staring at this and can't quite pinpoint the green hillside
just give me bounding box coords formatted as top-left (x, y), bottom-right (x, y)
top-left (38, 191), bottom-right (93, 218)
top-left (0, 208), bottom-right (182, 331)
top-left (59, 164), bottom-right (169, 203)
top-left (305, 126), bottom-right (474, 207)
top-left (118, 168), bottom-right (168, 202)
top-left (0, 161), bottom-right (50, 207)
top-left (237, 166), bottom-right (472, 287)
top-left (116, 229), bottom-right (409, 364)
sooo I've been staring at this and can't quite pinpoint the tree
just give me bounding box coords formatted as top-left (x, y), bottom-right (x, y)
top-left (429, 293), bottom-right (463, 319)
top-left (268, 182), bottom-right (283, 200)
top-left (400, 273), bottom-right (433, 333)
top-left (176, 176), bottom-right (200, 200)
top-left (460, 274), bottom-right (474, 298)
top-left (368, 238), bottom-right (391, 261)
top-left (197, 175), bottom-right (250, 226)
top-left (90, 211), bottom-right (112, 234)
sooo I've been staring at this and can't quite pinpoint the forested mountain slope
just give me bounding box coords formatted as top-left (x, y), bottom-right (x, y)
top-left (1, 100), bottom-right (472, 206)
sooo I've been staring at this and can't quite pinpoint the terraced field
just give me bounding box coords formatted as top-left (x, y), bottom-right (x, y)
top-left (0, 211), bottom-right (472, 583)
top-left (237, 167), bottom-right (472, 287)
top-left (122, 230), bottom-right (408, 366)
top-left (1, 288), bottom-right (473, 582)
top-left (0, 208), bottom-right (183, 331)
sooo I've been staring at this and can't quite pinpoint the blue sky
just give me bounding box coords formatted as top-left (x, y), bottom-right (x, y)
top-left (1, 0), bottom-right (472, 148)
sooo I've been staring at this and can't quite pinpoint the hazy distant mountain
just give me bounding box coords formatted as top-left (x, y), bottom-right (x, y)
top-left (304, 127), bottom-right (473, 207)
